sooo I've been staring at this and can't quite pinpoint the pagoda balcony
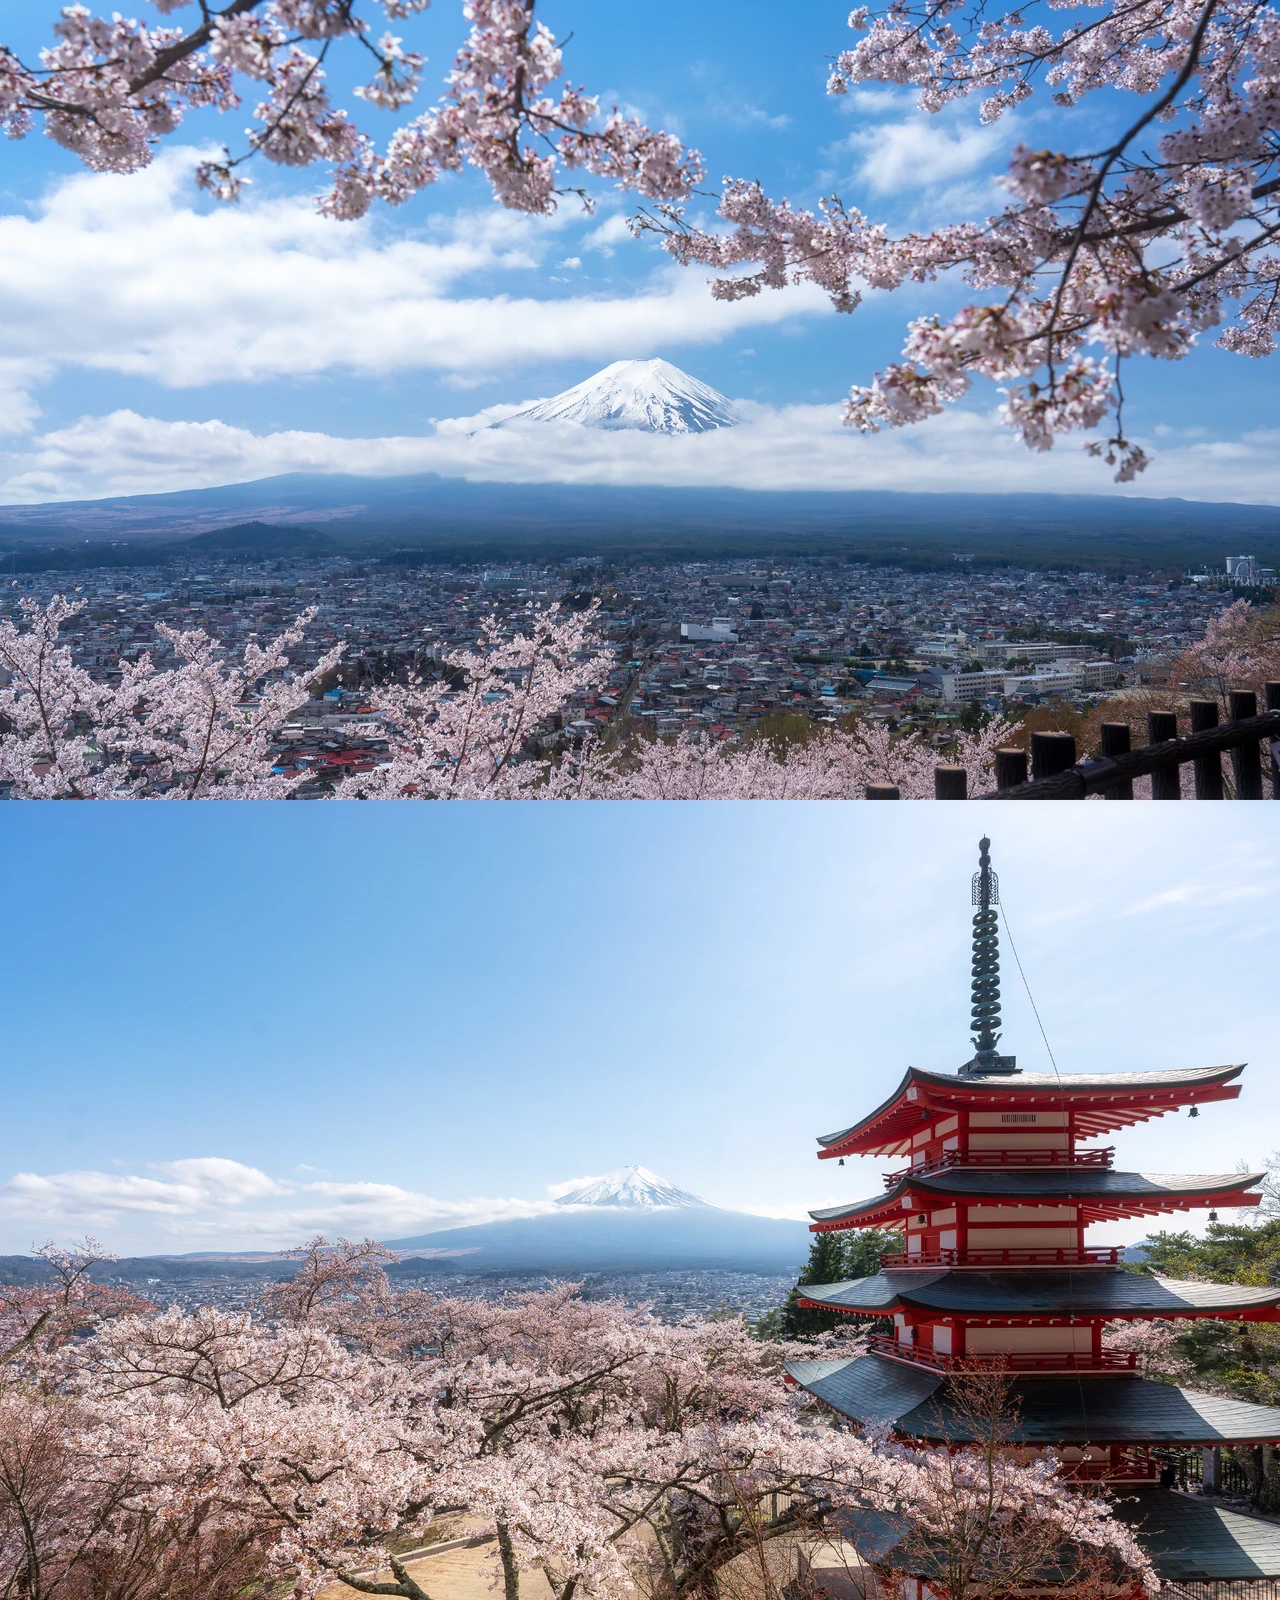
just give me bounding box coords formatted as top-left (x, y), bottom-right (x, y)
top-left (881, 1245), bottom-right (1123, 1270)
top-left (867, 1334), bottom-right (1140, 1374)
top-left (881, 1147), bottom-right (1115, 1187)
top-left (1063, 1454), bottom-right (1162, 1482)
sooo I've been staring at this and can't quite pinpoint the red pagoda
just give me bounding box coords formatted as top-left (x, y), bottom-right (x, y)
top-left (786, 839), bottom-right (1280, 1589)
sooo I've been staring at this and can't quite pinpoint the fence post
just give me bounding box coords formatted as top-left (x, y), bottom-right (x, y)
top-left (995, 747), bottom-right (1027, 790)
top-left (1099, 723), bottom-right (1134, 798)
top-left (1189, 701), bottom-right (1225, 799)
top-left (934, 766), bottom-right (968, 800)
top-left (1228, 690), bottom-right (1264, 799)
top-left (866, 783), bottom-right (900, 799)
top-left (1268, 683), bottom-right (1280, 799)
top-left (1147, 711), bottom-right (1181, 799)
top-left (1030, 731), bottom-right (1076, 781)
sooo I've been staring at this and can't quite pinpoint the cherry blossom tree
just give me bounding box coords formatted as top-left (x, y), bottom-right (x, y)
top-left (865, 1365), bottom-right (1153, 1600)
top-left (0, 592), bottom-right (1021, 799)
top-left (0, 1), bottom-right (702, 216)
top-left (639, 0), bottom-right (1280, 479)
top-left (1162, 596), bottom-right (1280, 710)
top-left (1103, 1318), bottom-right (1196, 1385)
top-left (0, 595), bottom-right (344, 798)
top-left (0, 1242), bottom-right (1155, 1600)
top-left (563, 713), bottom-right (1019, 800)
top-left (0, 1239), bottom-right (149, 1365)
top-left (342, 601), bottom-right (611, 798)
top-left (7, 2), bottom-right (1276, 474)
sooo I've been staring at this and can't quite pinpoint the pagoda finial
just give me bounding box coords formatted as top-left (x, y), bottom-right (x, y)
top-left (959, 836), bottom-right (1019, 1076)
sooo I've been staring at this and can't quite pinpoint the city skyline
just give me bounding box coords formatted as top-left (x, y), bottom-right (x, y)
top-left (3, 804), bottom-right (1274, 1255)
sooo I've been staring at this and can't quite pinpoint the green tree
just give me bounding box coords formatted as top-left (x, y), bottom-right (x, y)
top-left (958, 701), bottom-right (991, 733)
top-left (771, 1228), bottom-right (902, 1339)
top-left (1136, 1217), bottom-right (1280, 1510)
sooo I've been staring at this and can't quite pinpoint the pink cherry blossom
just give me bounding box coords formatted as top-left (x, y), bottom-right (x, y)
top-left (1, 1), bottom-right (702, 221)
top-left (0, 1241), bottom-right (1157, 1600)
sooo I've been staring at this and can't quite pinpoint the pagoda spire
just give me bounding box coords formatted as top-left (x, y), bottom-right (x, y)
top-left (959, 836), bottom-right (1018, 1076)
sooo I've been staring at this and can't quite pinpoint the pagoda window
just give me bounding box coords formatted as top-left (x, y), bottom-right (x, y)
top-left (935, 1117), bottom-right (958, 1138)
top-left (930, 1209), bottom-right (957, 1226)
top-left (939, 1230), bottom-right (958, 1248)
top-left (932, 1325), bottom-right (953, 1355)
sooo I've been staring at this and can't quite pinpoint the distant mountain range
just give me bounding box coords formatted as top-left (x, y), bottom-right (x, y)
top-left (497, 359), bottom-right (739, 435)
top-left (4, 476), bottom-right (1279, 572)
top-left (0, 1168), bottom-right (810, 1283)
top-left (384, 1166), bottom-right (810, 1273)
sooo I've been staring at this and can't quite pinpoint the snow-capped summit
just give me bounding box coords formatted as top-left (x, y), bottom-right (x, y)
top-left (553, 1165), bottom-right (711, 1210)
top-left (505, 359), bottom-right (739, 435)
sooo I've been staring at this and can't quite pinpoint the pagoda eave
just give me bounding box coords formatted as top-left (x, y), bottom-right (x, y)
top-left (794, 1268), bottom-right (1280, 1321)
top-left (784, 1354), bottom-right (1280, 1446)
top-left (816, 1064), bottom-right (1246, 1161)
top-left (809, 1170), bottom-right (1263, 1232)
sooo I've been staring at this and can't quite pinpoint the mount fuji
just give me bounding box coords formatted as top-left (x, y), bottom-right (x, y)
top-left (553, 1165), bottom-right (707, 1209)
top-left (499, 359), bottom-right (739, 435)
top-left (383, 1164), bottom-right (807, 1273)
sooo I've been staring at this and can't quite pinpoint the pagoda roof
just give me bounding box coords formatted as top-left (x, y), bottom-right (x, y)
top-left (1116, 1489), bottom-right (1280, 1582)
top-left (796, 1269), bottom-right (1280, 1320)
top-left (818, 1063), bottom-right (1245, 1159)
top-left (827, 1490), bottom-right (1280, 1583)
top-left (785, 1353), bottom-right (1280, 1444)
top-left (810, 1168), bottom-right (1264, 1230)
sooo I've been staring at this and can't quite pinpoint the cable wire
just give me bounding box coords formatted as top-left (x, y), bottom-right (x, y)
top-left (998, 894), bottom-right (1092, 1441)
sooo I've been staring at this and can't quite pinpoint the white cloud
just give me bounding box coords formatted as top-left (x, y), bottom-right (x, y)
top-left (0, 1154), bottom-right (564, 1253)
top-left (846, 114), bottom-right (1006, 195)
top-left (581, 214), bottom-right (632, 255)
top-left (0, 151), bottom-right (831, 432)
top-left (544, 1174), bottom-right (602, 1199)
top-left (5, 398), bottom-right (1280, 504)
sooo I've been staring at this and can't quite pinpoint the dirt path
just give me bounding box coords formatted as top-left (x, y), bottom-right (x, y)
top-left (319, 1522), bottom-right (556, 1600)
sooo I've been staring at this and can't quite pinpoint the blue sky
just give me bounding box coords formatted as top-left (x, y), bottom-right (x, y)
top-left (2, 0), bottom-right (1280, 502)
top-left (2, 803), bottom-right (1275, 1256)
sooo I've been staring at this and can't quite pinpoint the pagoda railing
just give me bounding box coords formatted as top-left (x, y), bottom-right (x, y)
top-left (867, 1335), bottom-right (1139, 1373)
top-left (881, 1245), bottom-right (1123, 1270)
top-left (882, 1147), bottom-right (1115, 1186)
top-left (860, 686), bottom-right (1280, 800)
top-left (1064, 1453), bottom-right (1161, 1482)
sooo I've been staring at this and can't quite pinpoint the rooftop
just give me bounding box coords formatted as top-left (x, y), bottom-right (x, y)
top-left (785, 1354), bottom-right (1280, 1446)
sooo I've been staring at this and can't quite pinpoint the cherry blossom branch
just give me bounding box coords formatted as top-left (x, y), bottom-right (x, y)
top-left (1, 1), bottom-right (702, 217)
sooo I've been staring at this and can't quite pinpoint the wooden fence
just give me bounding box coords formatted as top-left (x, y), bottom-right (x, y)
top-left (865, 684), bottom-right (1280, 800)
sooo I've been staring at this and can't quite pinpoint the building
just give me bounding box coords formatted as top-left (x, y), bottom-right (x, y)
top-left (1227, 556), bottom-right (1260, 586)
top-left (942, 660), bottom-right (1121, 702)
top-left (980, 641), bottom-right (1093, 664)
top-left (940, 669), bottom-right (1008, 703)
top-left (681, 622), bottom-right (739, 643)
top-left (786, 839), bottom-right (1280, 1590)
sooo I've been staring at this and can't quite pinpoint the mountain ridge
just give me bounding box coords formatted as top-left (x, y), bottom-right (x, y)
top-left (5, 476), bottom-right (1280, 572)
